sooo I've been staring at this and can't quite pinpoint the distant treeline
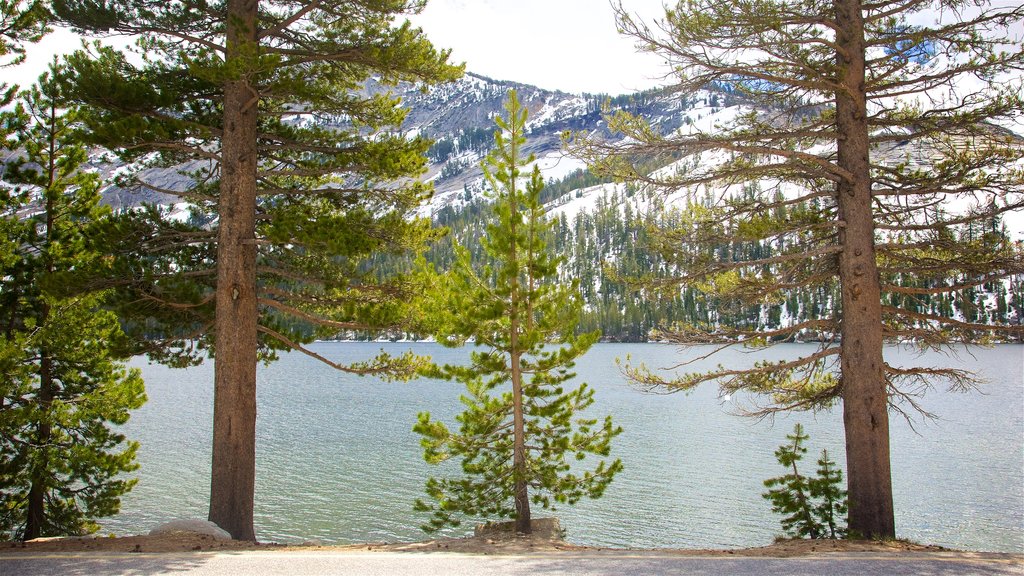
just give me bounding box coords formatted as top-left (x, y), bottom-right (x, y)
top-left (367, 170), bottom-right (1024, 343)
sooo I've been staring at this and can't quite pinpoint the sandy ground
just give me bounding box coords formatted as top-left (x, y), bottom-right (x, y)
top-left (0, 531), bottom-right (955, 557)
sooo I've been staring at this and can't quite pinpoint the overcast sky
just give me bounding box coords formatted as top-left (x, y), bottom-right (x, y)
top-left (11, 2), bottom-right (668, 95)
top-left (12, 2), bottom-right (1022, 95)
top-left (410, 0), bottom-right (671, 95)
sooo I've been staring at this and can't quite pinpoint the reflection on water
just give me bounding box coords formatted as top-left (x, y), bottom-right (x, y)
top-left (105, 343), bottom-right (1023, 552)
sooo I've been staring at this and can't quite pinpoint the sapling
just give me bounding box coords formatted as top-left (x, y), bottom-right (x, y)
top-left (763, 423), bottom-right (847, 539)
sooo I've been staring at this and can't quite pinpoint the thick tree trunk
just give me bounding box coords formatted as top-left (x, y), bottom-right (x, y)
top-left (834, 0), bottom-right (895, 540)
top-left (26, 159), bottom-right (59, 541)
top-left (511, 349), bottom-right (531, 534)
top-left (507, 139), bottom-right (531, 535)
top-left (209, 0), bottom-right (259, 542)
top-left (24, 350), bottom-right (54, 541)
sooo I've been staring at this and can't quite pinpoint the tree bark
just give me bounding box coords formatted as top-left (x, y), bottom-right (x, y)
top-left (24, 349), bottom-right (53, 541)
top-left (208, 0), bottom-right (259, 542)
top-left (511, 348), bottom-right (531, 534)
top-left (26, 128), bottom-right (60, 541)
top-left (834, 0), bottom-right (896, 540)
top-left (509, 180), bottom-right (531, 534)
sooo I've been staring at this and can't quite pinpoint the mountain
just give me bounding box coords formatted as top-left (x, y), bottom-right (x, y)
top-left (365, 72), bottom-right (711, 214)
top-left (97, 70), bottom-right (734, 225)
top-left (83, 72), bottom-right (1024, 341)
top-left (366, 73), bottom-right (1024, 342)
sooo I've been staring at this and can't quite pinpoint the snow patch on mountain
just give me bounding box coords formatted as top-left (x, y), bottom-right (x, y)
top-left (546, 182), bottom-right (626, 222)
top-left (528, 151), bottom-right (587, 183)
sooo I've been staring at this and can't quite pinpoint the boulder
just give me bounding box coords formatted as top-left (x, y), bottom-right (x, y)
top-left (474, 517), bottom-right (563, 541)
top-left (149, 519), bottom-right (232, 541)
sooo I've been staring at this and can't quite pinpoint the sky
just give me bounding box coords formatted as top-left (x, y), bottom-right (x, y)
top-left (10, 1), bottom-right (669, 96)
top-left (10, 2), bottom-right (1021, 96)
top-left (409, 0), bottom-right (671, 95)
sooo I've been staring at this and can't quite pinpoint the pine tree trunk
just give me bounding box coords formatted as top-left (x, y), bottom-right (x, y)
top-left (834, 0), bottom-right (895, 540)
top-left (26, 145), bottom-right (59, 541)
top-left (507, 130), bottom-right (531, 535)
top-left (24, 350), bottom-right (53, 541)
top-left (509, 214), bottom-right (531, 534)
top-left (511, 348), bottom-right (531, 534)
top-left (208, 0), bottom-right (259, 542)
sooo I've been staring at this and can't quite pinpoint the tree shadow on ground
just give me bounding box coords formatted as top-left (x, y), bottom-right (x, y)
top-left (0, 552), bottom-right (211, 576)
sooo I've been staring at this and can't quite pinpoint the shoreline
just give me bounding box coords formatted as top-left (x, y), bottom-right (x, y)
top-left (2, 531), bottom-right (1019, 558)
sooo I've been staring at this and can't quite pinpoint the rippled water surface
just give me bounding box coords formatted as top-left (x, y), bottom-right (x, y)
top-left (105, 343), bottom-right (1023, 552)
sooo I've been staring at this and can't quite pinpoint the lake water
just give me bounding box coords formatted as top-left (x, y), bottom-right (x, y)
top-left (103, 343), bottom-right (1023, 552)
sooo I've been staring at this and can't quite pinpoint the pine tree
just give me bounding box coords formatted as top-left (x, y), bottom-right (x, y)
top-left (811, 448), bottom-right (848, 539)
top-left (52, 0), bottom-right (462, 539)
top-left (763, 424), bottom-right (848, 540)
top-left (762, 424), bottom-right (819, 539)
top-left (414, 90), bottom-right (622, 535)
top-left (0, 68), bottom-right (146, 541)
top-left (572, 0), bottom-right (1024, 538)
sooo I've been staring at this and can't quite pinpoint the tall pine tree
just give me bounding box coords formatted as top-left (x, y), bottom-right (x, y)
top-left (414, 90), bottom-right (622, 535)
top-left (0, 68), bottom-right (146, 541)
top-left (572, 0), bottom-right (1024, 538)
top-left (52, 0), bottom-right (462, 539)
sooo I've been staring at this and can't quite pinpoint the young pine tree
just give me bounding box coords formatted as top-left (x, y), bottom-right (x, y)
top-left (762, 424), bottom-right (820, 539)
top-left (763, 424), bottom-right (847, 540)
top-left (0, 69), bottom-right (146, 541)
top-left (414, 90), bottom-right (622, 535)
top-left (811, 448), bottom-right (848, 540)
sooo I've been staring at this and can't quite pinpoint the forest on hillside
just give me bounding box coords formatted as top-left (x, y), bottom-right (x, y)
top-left (364, 169), bottom-right (1024, 343)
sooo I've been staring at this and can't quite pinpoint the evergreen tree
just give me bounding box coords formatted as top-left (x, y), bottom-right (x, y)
top-left (762, 424), bottom-right (847, 540)
top-left (810, 448), bottom-right (847, 539)
top-left (403, 163), bottom-right (1024, 343)
top-left (762, 424), bottom-right (819, 539)
top-left (414, 90), bottom-right (622, 535)
top-left (572, 0), bottom-right (1024, 538)
top-left (52, 0), bottom-right (462, 539)
top-left (0, 69), bottom-right (146, 541)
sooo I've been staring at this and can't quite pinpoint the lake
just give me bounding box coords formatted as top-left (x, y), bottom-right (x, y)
top-left (104, 342), bottom-right (1023, 552)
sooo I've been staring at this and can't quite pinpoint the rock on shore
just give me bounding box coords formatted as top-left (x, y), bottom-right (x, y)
top-left (149, 519), bottom-right (232, 541)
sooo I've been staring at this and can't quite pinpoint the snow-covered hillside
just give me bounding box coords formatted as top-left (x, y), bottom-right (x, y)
top-left (89, 70), bottom-right (1022, 246)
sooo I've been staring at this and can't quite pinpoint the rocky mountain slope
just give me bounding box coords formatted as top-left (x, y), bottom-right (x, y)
top-left (83, 72), bottom-right (1023, 341)
top-left (366, 72), bottom-right (702, 213)
top-left (96, 70), bottom-right (729, 218)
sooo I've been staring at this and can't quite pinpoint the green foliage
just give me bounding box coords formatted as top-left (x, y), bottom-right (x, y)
top-left (53, 0), bottom-right (462, 538)
top-left (414, 91), bottom-right (622, 532)
top-left (0, 0), bottom-right (50, 103)
top-left (762, 424), bottom-right (847, 539)
top-left (569, 1), bottom-right (1024, 413)
top-left (0, 69), bottom-right (146, 540)
top-left (0, 296), bottom-right (146, 540)
top-left (51, 0), bottom-right (463, 373)
top-left (402, 165), bottom-right (1024, 347)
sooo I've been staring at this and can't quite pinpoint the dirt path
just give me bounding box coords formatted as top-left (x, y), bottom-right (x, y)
top-left (0, 531), bottom-right (962, 557)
